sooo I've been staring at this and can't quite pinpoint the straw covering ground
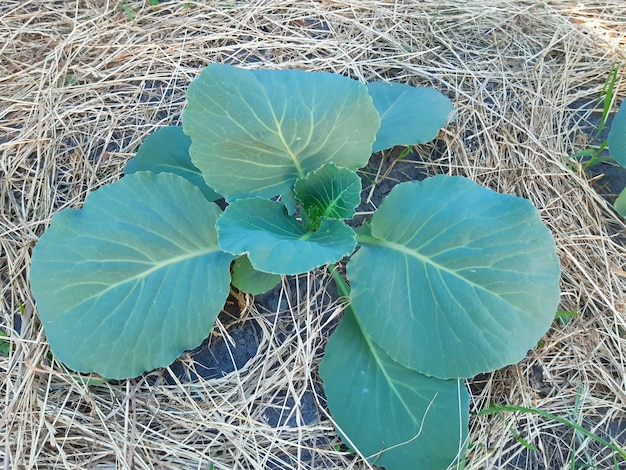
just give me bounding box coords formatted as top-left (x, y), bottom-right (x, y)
top-left (1, 1), bottom-right (626, 468)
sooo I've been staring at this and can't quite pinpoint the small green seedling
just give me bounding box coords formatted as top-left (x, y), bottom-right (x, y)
top-left (571, 64), bottom-right (620, 169)
top-left (30, 64), bottom-right (561, 469)
top-left (555, 309), bottom-right (581, 326)
top-left (571, 64), bottom-right (626, 216)
top-left (118, 3), bottom-right (134, 21)
top-left (0, 332), bottom-right (10, 356)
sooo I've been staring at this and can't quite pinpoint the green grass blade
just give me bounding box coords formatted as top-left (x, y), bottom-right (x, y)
top-left (595, 64), bottom-right (620, 139)
top-left (476, 404), bottom-right (626, 461)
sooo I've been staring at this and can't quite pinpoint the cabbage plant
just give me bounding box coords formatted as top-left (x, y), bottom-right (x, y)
top-left (30, 64), bottom-right (561, 469)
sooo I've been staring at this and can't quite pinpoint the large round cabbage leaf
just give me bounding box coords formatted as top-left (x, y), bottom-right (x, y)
top-left (30, 172), bottom-right (233, 379)
top-left (183, 64), bottom-right (380, 201)
top-left (319, 310), bottom-right (469, 470)
top-left (348, 175), bottom-right (561, 379)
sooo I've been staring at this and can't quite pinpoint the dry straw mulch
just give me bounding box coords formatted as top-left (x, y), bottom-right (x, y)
top-left (2, 1), bottom-right (626, 468)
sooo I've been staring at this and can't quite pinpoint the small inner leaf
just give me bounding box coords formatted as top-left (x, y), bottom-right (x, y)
top-left (217, 198), bottom-right (356, 275)
top-left (231, 255), bottom-right (281, 295)
top-left (294, 163), bottom-right (361, 228)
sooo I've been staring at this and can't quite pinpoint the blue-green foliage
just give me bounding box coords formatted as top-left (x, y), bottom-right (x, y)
top-left (608, 100), bottom-right (626, 216)
top-left (30, 64), bottom-right (561, 469)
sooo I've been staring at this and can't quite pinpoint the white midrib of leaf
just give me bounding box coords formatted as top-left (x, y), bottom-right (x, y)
top-left (271, 106), bottom-right (306, 179)
top-left (356, 233), bottom-right (507, 301)
top-left (348, 309), bottom-right (427, 429)
top-left (320, 182), bottom-right (354, 219)
top-left (65, 246), bottom-right (222, 308)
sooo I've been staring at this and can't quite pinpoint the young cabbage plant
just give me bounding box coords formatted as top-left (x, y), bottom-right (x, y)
top-left (30, 64), bottom-right (561, 469)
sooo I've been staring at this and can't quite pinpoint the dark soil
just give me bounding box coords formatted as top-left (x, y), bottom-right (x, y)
top-left (265, 436), bottom-right (338, 469)
top-left (262, 389), bottom-right (319, 428)
top-left (353, 146), bottom-right (433, 225)
top-left (164, 317), bottom-right (262, 383)
top-left (587, 160), bottom-right (626, 203)
top-left (163, 295), bottom-right (262, 384)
